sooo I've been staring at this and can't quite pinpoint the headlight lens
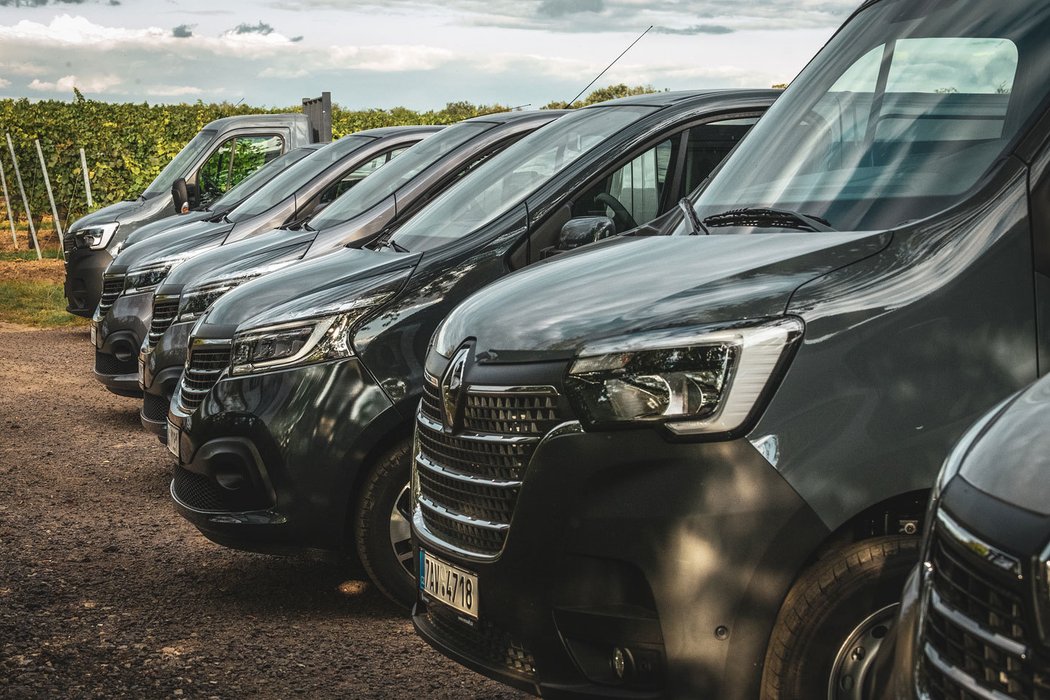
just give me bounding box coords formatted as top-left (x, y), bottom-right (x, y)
top-left (124, 262), bottom-right (173, 294)
top-left (177, 260), bottom-right (299, 323)
top-left (566, 318), bottom-right (803, 435)
top-left (229, 294), bottom-right (389, 376)
top-left (74, 222), bottom-right (119, 250)
top-left (178, 281), bottom-right (243, 323)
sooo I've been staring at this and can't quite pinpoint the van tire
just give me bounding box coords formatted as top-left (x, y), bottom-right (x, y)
top-left (354, 439), bottom-right (416, 609)
top-left (760, 535), bottom-right (920, 700)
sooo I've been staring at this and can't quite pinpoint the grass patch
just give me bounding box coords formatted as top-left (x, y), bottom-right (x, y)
top-left (0, 249), bottom-right (62, 262)
top-left (0, 280), bottom-right (87, 328)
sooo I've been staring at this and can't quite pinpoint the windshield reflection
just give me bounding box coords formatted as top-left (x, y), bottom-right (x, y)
top-left (689, 2), bottom-right (1050, 233)
top-left (390, 106), bottom-right (658, 253)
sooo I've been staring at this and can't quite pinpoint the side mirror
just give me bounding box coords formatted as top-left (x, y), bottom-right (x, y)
top-left (171, 178), bottom-right (190, 215)
top-left (558, 216), bottom-right (616, 251)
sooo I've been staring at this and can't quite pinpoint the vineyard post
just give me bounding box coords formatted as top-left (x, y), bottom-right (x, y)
top-left (5, 132), bottom-right (41, 260)
top-left (35, 139), bottom-right (64, 249)
top-left (79, 147), bottom-right (93, 208)
top-left (0, 159), bottom-right (17, 248)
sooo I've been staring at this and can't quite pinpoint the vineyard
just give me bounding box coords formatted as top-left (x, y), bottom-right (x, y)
top-left (0, 85), bottom-right (655, 240)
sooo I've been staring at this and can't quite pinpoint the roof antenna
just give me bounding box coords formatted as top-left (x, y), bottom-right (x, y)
top-left (567, 25), bottom-right (653, 106)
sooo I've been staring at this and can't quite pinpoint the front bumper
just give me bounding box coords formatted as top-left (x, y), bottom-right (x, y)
top-left (412, 427), bottom-right (827, 699)
top-left (139, 319), bottom-right (195, 438)
top-left (92, 290), bottom-right (153, 397)
top-left (167, 357), bottom-right (402, 557)
top-left (64, 247), bottom-right (111, 317)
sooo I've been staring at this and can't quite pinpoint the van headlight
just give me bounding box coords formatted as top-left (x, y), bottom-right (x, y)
top-left (75, 222), bottom-right (119, 250)
top-left (565, 318), bottom-right (803, 436)
top-left (229, 292), bottom-right (392, 376)
top-left (177, 260), bottom-right (299, 323)
top-left (124, 261), bottom-right (175, 294)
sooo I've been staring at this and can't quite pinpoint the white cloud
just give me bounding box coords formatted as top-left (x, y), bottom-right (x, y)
top-left (28, 74), bottom-right (122, 93)
top-left (271, 0), bottom-right (853, 33)
top-left (0, 61), bottom-right (45, 77)
top-left (0, 12), bottom-right (828, 107)
top-left (144, 84), bottom-right (208, 97)
top-left (0, 78), bottom-right (9, 89)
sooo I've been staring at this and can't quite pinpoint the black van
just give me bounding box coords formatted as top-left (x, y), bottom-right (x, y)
top-left (409, 1), bottom-right (1050, 697)
top-left (138, 110), bottom-right (563, 436)
top-left (869, 374), bottom-right (1050, 700)
top-left (164, 90), bottom-right (775, 607)
top-left (64, 109), bottom-right (325, 317)
top-left (91, 127), bottom-right (435, 396)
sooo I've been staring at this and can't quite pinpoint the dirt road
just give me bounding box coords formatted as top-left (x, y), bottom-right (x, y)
top-left (0, 326), bottom-right (525, 699)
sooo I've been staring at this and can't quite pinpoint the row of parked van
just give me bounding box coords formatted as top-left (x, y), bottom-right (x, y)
top-left (62, 0), bottom-right (1050, 697)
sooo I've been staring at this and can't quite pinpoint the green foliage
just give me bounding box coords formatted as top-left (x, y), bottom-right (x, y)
top-left (0, 85), bottom-right (653, 228)
top-left (544, 83), bottom-right (661, 109)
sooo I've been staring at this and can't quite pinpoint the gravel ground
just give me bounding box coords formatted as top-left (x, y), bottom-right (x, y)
top-left (0, 325), bottom-right (527, 699)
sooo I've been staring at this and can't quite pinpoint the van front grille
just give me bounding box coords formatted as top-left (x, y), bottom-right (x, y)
top-left (177, 345), bottom-right (230, 413)
top-left (147, 296), bottom-right (180, 348)
top-left (413, 375), bottom-right (562, 557)
top-left (920, 516), bottom-right (1049, 700)
top-left (97, 274), bottom-right (125, 316)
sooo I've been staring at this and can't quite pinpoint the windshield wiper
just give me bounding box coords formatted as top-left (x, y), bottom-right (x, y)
top-left (703, 207), bottom-right (836, 232)
top-left (382, 239), bottom-right (410, 253)
top-left (678, 198), bottom-right (709, 235)
top-left (370, 229), bottom-right (410, 253)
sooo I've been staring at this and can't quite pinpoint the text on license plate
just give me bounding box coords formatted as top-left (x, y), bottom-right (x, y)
top-left (166, 421), bottom-right (179, 460)
top-left (420, 550), bottom-right (478, 619)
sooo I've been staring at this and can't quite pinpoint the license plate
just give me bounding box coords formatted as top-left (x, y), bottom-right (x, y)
top-left (420, 549), bottom-right (478, 619)
top-left (166, 420), bottom-right (180, 460)
top-left (138, 356), bottom-right (146, 386)
top-left (90, 322), bottom-right (97, 347)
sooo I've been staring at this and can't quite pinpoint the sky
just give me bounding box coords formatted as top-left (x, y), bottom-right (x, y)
top-left (0, 0), bottom-right (857, 110)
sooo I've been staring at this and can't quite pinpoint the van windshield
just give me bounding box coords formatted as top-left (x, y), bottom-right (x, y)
top-left (310, 123), bottom-right (493, 231)
top-left (226, 136), bottom-right (373, 223)
top-left (207, 147), bottom-right (312, 212)
top-left (690, 0), bottom-right (1050, 232)
top-left (142, 130), bottom-right (216, 198)
top-left (390, 106), bottom-right (657, 253)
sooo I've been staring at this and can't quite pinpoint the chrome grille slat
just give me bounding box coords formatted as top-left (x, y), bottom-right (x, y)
top-left (177, 346), bottom-right (230, 413)
top-left (97, 275), bottom-right (125, 316)
top-left (463, 392), bottom-right (560, 436)
top-left (415, 375), bottom-right (563, 557)
top-left (147, 297), bottom-right (180, 348)
top-left (920, 520), bottom-right (1047, 700)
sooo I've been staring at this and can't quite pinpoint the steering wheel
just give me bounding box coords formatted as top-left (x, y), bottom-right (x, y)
top-left (596, 192), bottom-right (638, 232)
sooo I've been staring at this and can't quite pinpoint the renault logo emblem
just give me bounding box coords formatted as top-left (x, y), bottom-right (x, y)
top-left (440, 346), bottom-right (470, 433)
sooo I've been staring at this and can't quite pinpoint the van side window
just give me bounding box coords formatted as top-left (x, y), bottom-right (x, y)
top-left (571, 139), bottom-right (675, 232)
top-left (679, 118), bottom-right (760, 198)
top-left (198, 134), bottom-right (285, 205)
top-left (319, 148), bottom-right (405, 205)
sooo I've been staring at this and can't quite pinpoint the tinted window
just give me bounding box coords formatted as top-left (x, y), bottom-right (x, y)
top-left (390, 106), bottom-right (657, 252)
top-left (309, 124), bottom-right (493, 230)
top-left (690, 1), bottom-right (1050, 232)
top-left (142, 130), bottom-right (216, 197)
top-left (226, 136), bottom-right (373, 222)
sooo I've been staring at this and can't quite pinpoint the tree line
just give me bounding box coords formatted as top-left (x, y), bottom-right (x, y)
top-left (0, 84), bottom-right (657, 239)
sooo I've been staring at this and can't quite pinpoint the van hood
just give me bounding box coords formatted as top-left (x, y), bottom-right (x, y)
top-left (435, 231), bottom-right (890, 360)
top-left (158, 228), bottom-right (317, 294)
top-left (107, 219), bottom-right (233, 275)
top-left (194, 247), bottom-right (421, 339)
top-left (122, 211), bottom-right (212, 249)
top-left (959, 377), bottom-right (1050, 517)
top-left (69, 199), bottom-right (149, 232)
